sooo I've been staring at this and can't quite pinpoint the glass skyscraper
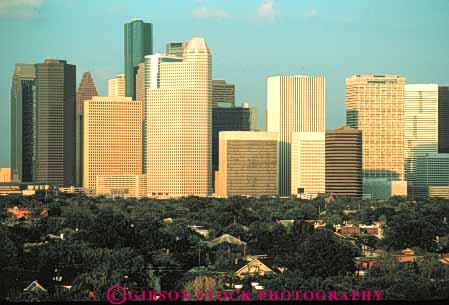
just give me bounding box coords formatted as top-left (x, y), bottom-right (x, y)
top-left (124, 18), bottom-right (153, 99)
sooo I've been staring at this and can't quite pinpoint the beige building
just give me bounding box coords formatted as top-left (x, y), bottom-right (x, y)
top-left (135, 63), bottom-right (146, 104)
top-left (166, 41), bottom-right (188, 58)
top-left (0, 168), bottom-right (12, 183)
top-left (83, 96), bottom-right (143, 194)
top-left (346, 75), bottom-right (405, 199)
top-left (267, 75), bottom-right (325, 196)
top-left (96, 175), bottom-right (147, 198)
top-left (145, 37), bottom-right (212, 198)
top-left (215, 131), bottom-right (278, 197)
top-left (108, 74), bottom-right (125, 97)
top-left (291, 132), bottom-right (325, 198)
top-left (428, 185), bottom-right (449, 199)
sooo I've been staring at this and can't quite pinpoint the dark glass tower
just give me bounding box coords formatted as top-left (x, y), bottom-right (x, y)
top-left (34, 59), bottom-right (76, 186)
top-left (11, 64), bottom-right (35, 182)
top-left (124, 19), bottom-right (153, 99)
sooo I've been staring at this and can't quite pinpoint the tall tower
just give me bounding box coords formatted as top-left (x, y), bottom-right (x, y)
top-left (34, 59), bottom-right (76, 186)
top-left (108, 74), bottom-right (125, 97)
top-left (145, 37), bottom-right (212, 197)
top-left (76, 72), bottom-right (98, 187)
top-left (346, 75), bottom-right (405, 199)
top-left (166, 41), bottom-right (187, 58)
top-left (10, 64), bottom-right (35, 182)
top-left (266, 75), bottom-right (325, 196)
top-left (124, 18), bottom-right (153, 99)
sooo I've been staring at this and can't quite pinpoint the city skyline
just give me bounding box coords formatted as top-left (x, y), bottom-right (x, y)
top-left (1, 0), bottom-right (449, 167)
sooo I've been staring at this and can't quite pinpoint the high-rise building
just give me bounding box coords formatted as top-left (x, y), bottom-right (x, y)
top-left (212, 103), bottom-right (257, 186)
top-left (83, 96), bottom-right (143, 193)
top-left (76, 72), bottom-right (98, 187)
top-left (291, 132), bottom-right (325, 199)
top-left (267, 75), bottom-right (325, 196)
top-left (124, 18), bottom-right (153, 99)
top-left (108, 74), bottom-right (125, 97)
top-left (404, 84), bottom-right (449, 197)
top-left (34, 59), bottom-right (76, 186)
top-left (346, 75), bottom-right (405, 199)
top-left (415, 153), bottom-right (449, 198)
top-left (145, 37), bottom-right (211, 198)
top-left (135, 63), bottom-right (146, 104)
top-left (212, 80), bottom-right (235, 108)
top-left (10, 64), bottom-right (35, 182)
top-left (0, 168), bottom-right (12, 183)
top-left (325, 126), bottom-right (363, 197)
top-left (215, 131), bottom-right (278, 197)
top-left (166, 41), bottom-right (187, 58)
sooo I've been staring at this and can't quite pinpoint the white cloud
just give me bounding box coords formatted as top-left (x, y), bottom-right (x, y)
top-left (305, 9), bottom-right (318, 18)
top-left (192, 6), bottom-right (229, 20)
top-left (257, 0), bottom-right (276, 20)
top-left (0, 0), bottom-right (43, 17)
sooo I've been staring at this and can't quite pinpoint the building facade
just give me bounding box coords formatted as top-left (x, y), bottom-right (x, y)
top-left (34, 59), bottom-right (76, 186)
top-left (325, 126), bottom-right (363, 197)
top-left (10, 64), bottom-right (35, 182)
top-left (83, 97), bottom-right (143, 193)
top-left (0, 168), bottom-right (12, 183)
top-left (145, 38), bottom-right (212, 197)
top-left (108, 74), bottom-right (125, 97)
top-left (212, 80), bottom-right (235, 108)
top-left (267, 75), bottom-right (325, 196)
top-left (415, 153), bottom-right (449, 198)
top-left (291, 132), bottom-right (325, 199)
top-left (166, 41), bottom-right (187, 58)
top-left (96, 175), bottom-right (147, 198)
top-left (124, 19), bottom-right (153, 99)
top-left (215, 131), bottom-right (278, 197)
top-left (346, 75), bottom-right (405, 199)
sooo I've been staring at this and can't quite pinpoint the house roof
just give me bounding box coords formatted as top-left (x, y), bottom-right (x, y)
top-left (24, 280), bottom-right (47, 292)
top-left (208, 234), bottom-right (246, 247)
top-left (234, 258), bottom-right (274, 276)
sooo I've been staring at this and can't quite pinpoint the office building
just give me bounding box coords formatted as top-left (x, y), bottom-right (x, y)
top-left (10, 64), bottom-right (35, 182)
top-left (215, 131), bottom-right (278, 197)
top-left (96, 175), bottom-right (147, 198)
top-left (166, 41), bottom-right (187, 58)
top-left (346, 75), bottom-right (405, 199)
top-left (267, 75), bottom-right (325, 196)
top-left (135, 63), bottom-right (146, 104)
top-left (145, 37), bottom-right (211, 198)
top-left (83, 96), bottom-right (143, 193)
top-left (124, 18), bottom-right (153, 99)
top-left (212, 80), bottom-right (235, 108)
top-left (0, 168), bottom-right (12, 183)
top-left (108, 74), bottom-right (125, 97)
top-left (34, 59), bottom-right (76, 186)
top-left (415, 153), bottom-right (449, 198)
top-left (212, 103), bottom-right (257, 185)
top-left (291, 132), bottom-right (325, 199)
top-left (428, 186), bottom-right (449, 199)
top-left (325, 126), bottom-right (363, 197)
top-left (76, 72), bottom-right (98, 187)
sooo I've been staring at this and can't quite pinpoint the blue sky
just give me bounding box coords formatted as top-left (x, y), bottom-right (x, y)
top-left (1, 0), bottom-right (449, 167)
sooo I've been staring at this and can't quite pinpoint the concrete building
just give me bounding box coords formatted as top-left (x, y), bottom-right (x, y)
top-left (428, 186), bottom-right (449, 199)
top-left (291, 132), bottom-right (325, 199)
top-left (145, 37), bottom-right (211, 198)
top-left (96, 175), bottom-right (147, 198)
top-left (215, 131), bottom-right (278, 197)
top-left (76, 72), bottom-right (98, 187)
top-left (83, 97), bottom-right (143, 194)
top-left (267, 75), bottom-right (325, 196)
top-left (0, 168), bottom-right (12, 183)
top-left (108, 74), bottom-right (125, 97)
top-left (135, 63), bottom-right (146, 104)
top-left (212, 103), bottom-right (257, 187)
top-left (10, 64), bottom-right (35, 182)
top-left (415, 153), bottom-right (449, 198)
top-left (325, 126), bottom-right (363, 197)
top-left (124, 18), bottom-right (153, 99)
top-left (166, 41), bottom-right (187, 58)
top-left (405, 84), bottom-right (449, 197)
top-left (212, 80), bottom-right (235, 108)
top-left (346, 75), bottom-right (405, 199)
top-left (34, 59), bottom-right (76, 186)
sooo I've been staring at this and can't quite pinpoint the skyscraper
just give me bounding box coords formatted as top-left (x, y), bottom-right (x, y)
top-left (404, 84), bottom-right (449, 197)
top-left (34, 59), bottom-right (76, 186)
top-left (108, 74), bottom-right (125, 97)
top-left (212, 80), bottom-right (235, 108)
top-left (267, 75), bottom-right (325, 196)
top-left (76, 72), bottom-right (98, 186)
top-left (166, 41), bottom-right (187, 58)
top-left (145, 37), bottom-right (212, 198)
top-left (83, 97), bottom-right (143, 193)
top-left (124, 18), bottom-right (153, 99)
top-left (291, 132), bottom-right (326, 199)
top-left (135, 63), bottom-right (146, 104)
top-left (215, 131), bottom-right (278, 197)
top-left (346, 75), bottom-right (405, 199)
top-left (10, 64), bottom-right (35, 182)
top-left (325, 126), bottom-right (363, 197)
top-left (415, 153), bottom-right (449, 198)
